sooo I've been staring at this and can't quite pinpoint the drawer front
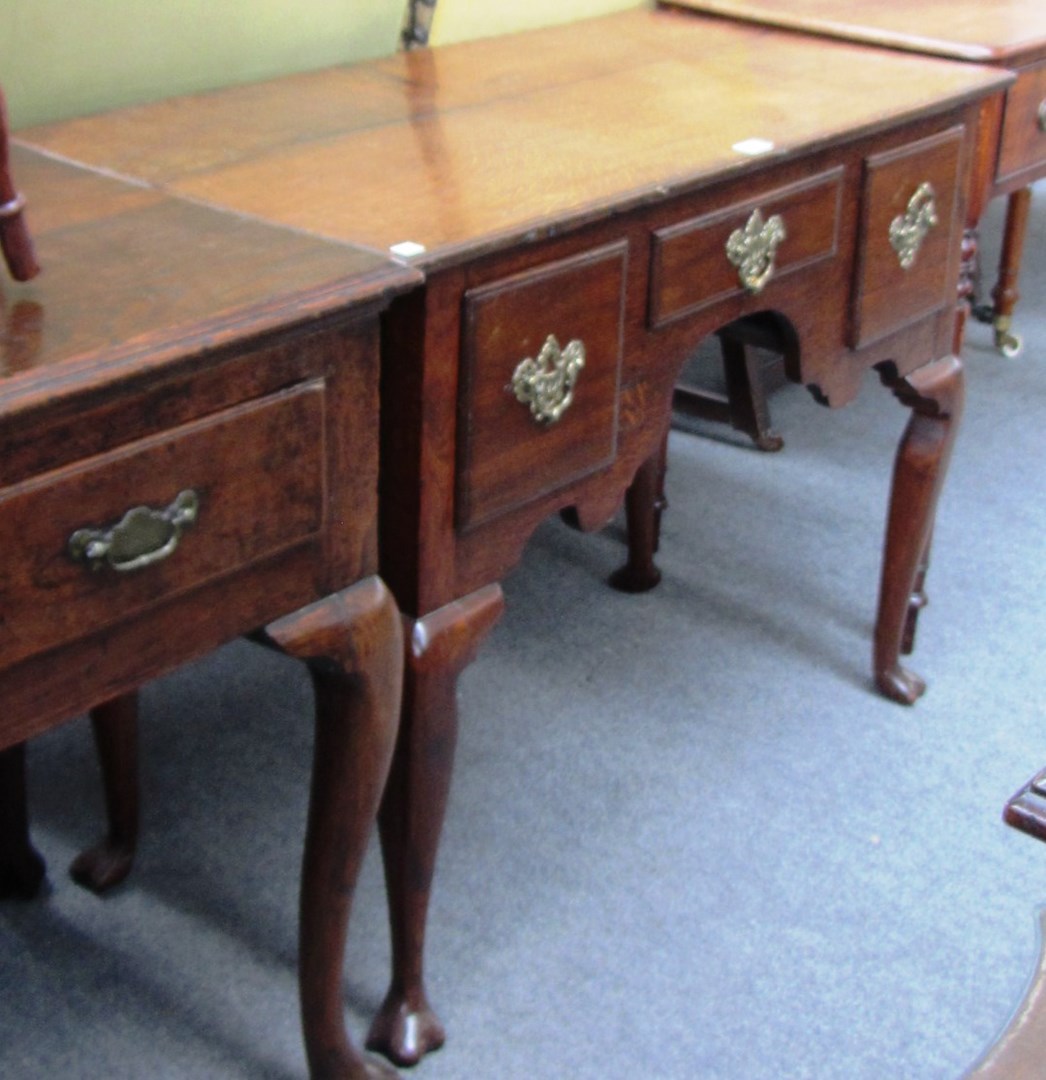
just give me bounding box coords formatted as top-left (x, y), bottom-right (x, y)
top-left (648, 168), bottom-right (843, 328)
top-left (852, 126), bottom-right (963, 349)
top-left (996, 61), bottom-right (1046, 186)
top-left (457, 242), bottom-right (627, 531)
top-left (0, 382), bottom-right (326, 668)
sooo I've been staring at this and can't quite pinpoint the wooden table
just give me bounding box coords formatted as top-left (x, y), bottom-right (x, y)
top-left (662, 0), bottom-right (1046, 357)
top-left (0, 145), bottom-right (416, 1079)
top-left (18, 6), bottom-right (1011, 1067)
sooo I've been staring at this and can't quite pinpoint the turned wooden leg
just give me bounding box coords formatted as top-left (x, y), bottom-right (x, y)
top-left (70, 693), bottom-right (140, 894)
top-left (609, 449), bottom-right (665, 593)
top-left (261, 578), bottom-right (404, 1080)
top-left (0, 743), bottom-right (46, 899)
top-left (366, 584), bottom-right (505, 1067)
top-left (956, 227), bottom-right (979, 355)
top-left (989, 186), bottom-right (1032, 358)
top-left (875, 356), bottom-right (965, 705)
top-left (671, 326), bottom-right (785, 452)
top-left (719, 333), bottom-right (784, 452)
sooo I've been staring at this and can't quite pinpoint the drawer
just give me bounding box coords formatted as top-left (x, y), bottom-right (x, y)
top-left (457, 242), bottom-right (627, 531)
top-left (0, 382), bottom-right (326, 668)
top-left (996, 61), bottom-right (1046, 186)
top-left (851, 126), bottom-right (964, 349)
top-left (648, 168), bottom-right (843, 328)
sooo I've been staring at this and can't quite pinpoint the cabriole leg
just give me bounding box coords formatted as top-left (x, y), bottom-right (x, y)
top-left (875, 356), bottom-right (965, 705)
top-left (262, 578), bottom-right (404, 1080)
top-left (367, 584), bottom-right (504, 1067)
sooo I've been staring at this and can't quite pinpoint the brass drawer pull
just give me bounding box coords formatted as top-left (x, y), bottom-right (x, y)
top-left (726, 208), bottom-right (786, 294)
top-left (1038, 98), bottom-right (1046, 134)
top-left (889, 181), bottom-right (938, 270)
top-left (69, 489), bottom-right (199, 573)
top-left (509, 334), bottom-right (585, 425)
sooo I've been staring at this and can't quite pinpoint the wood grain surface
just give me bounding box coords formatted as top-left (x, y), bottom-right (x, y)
top-left (20, 8), bottom-right (1010, 269)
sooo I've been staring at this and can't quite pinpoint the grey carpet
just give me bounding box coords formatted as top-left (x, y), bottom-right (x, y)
top-left (3, 183), bottom-right (1045, 1079)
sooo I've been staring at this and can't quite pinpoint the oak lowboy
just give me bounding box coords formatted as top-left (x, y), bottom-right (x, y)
top-left (663, 0), bottom-right (1046, 357)
top-left (0, 146), bottom-right (416, 1079)
top-left (19, 5), bottom-right (1012, 1068)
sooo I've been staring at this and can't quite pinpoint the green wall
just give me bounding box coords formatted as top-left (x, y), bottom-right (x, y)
top-left (2, 0), bottom-right (642, 130)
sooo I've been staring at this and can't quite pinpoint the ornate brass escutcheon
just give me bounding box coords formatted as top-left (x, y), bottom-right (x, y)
top-left (889, 182), bottom-right (938, 270)
top-left (69, 489), bottom-right (199, 573)
top-left (725, 208), bottom-right (787, 294)
top-left (509, 334), bottom-right (585, 425)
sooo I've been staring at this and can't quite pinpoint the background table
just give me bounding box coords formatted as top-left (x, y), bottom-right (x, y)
top-left (663, 0), bottom-right (1046, 357)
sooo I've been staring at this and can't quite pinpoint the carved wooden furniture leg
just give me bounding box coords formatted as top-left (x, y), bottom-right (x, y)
top-left (0, 743), bottom-right (46, 899)
top-left (672, 324), bottom-right (785, 452)
top-left (874, 356), bottom-right (965, 705)
top-left (609, 449), bottom-right (666, 594)
top-left (367, 584), bottom-right (504, 1067)
top-left (957, 226), bottom-right (980, 355)
top-left (720, 331), bottom-right (785, 452)
top-left (69, 693), bottom-right (140, 894)
top-left (988, 187), bottom-right (1032, 358)
top-left (260, 578), bottom-right (404, 1080)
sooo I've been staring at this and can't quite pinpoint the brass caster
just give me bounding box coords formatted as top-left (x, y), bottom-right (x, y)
top-left (994, 316), bottom-right (1023, 359)
top-left (997, 330), bottom-right (1023, 359)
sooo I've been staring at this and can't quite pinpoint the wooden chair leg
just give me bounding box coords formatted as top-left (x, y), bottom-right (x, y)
top-left (719, 332), bottom-right (785, 452)
top-left (69, 693), bottom-right (140, 894)
top-left (672, 327), bottom-right (785, 452)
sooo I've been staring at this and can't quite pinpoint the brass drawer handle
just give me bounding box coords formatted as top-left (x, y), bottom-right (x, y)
top-left (69, 489), bottom-right (199, 573)
top-left (889, 181), bottom-right (938, 270)
top-left (509, 334), bottom-right (585, 425)
top-left (1038, 98), bottom-right (1046, 134)
top-left (726, 208), bottom-right (787, 294)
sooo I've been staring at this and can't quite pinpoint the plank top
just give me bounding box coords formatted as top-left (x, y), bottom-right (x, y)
top-left (21, 7), bottom-right (1011, 270)
top-left (0, 146), bottom-right (415, 395)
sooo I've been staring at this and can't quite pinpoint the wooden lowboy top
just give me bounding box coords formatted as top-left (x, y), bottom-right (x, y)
top-left (19, 7), bottom-right (1010, 273)
top-left (661, 0), bottom-right (1046, 65)
top-left (0, 146), bottom-right (417, 404)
